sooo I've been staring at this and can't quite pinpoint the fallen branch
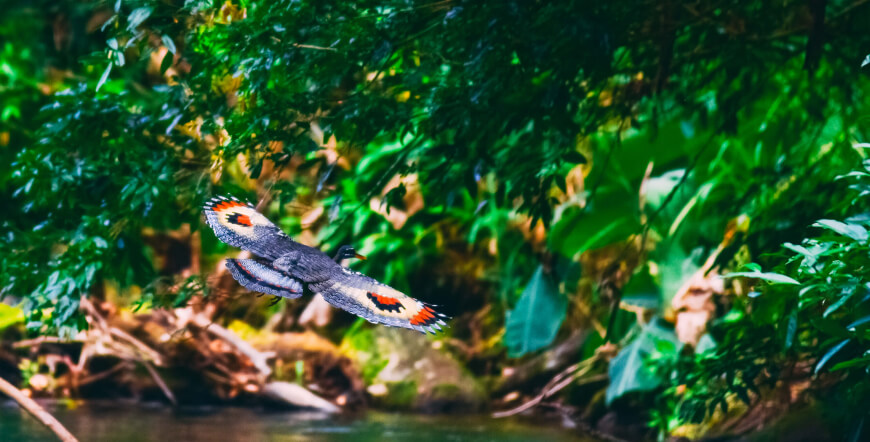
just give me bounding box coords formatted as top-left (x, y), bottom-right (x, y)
top-left (494, 329), bottom-right (589, 393)
top-left (0, 375), bottom-right (79, 442)
top-left (13, 337), bottom-right (82, 349)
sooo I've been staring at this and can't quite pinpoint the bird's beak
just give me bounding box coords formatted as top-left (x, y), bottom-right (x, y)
top-left (355, 253), bottom-right (367, 261)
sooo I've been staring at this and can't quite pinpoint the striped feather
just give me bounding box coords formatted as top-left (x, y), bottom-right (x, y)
top-left (226, 259), bottom-right (303, 299)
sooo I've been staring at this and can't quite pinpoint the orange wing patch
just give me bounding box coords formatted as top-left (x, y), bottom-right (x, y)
top-left (212, 200), bottom-right (245, 211)
top-left (410, 306), bottom-right (438, 326)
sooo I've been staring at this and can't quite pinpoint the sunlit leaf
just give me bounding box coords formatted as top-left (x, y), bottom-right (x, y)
top-left (0, 303), bottom-right (24, 331)
top-left (96, 63), bottom-right (112, 92)
top-left (161, 35), bottom-right (177, 55)
top-left (815, 339), bottom-right (850, 374)
top-left (127, 7), bottom-right (152, 31)
top-left (813, 219), bottom-right (868, 243)
top-left (724, 271), bottom-right (799, 285)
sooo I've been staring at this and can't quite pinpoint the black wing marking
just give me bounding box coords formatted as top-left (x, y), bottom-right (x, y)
top-left (313, 269), bottom-right (448, 334)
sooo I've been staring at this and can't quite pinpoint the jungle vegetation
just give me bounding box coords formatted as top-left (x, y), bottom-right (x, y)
top-left (2, 0), bottom-right (870, 440)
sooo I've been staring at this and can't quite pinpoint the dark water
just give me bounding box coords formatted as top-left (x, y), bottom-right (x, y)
top-left (0, 401), bottom-right (595, 441)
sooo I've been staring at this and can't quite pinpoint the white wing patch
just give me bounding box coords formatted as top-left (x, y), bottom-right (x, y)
top-left (321, 269), bottom-right (448, 334)
top-left (202, 195), bottom-right (296, 260)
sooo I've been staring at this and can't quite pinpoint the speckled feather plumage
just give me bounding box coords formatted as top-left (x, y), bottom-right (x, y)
top-left (203, 195), bottom-right (447, 334)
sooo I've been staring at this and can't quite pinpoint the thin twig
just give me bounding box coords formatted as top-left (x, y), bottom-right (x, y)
top-left (0, 375), bottom-right (79, 442)
top-left (292, 43), bottom-right (338, 51)
top-left (109, 327), bottom-right (165, 366)
top-left (493, 356), bottom-right (603, 418)
top-left (75, 361), bottom-right (132, 387)
top-left (142, 361), bottom-right (177, 406)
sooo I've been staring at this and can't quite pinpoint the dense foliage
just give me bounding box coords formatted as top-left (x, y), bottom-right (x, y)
top-left (3, 0), bottom-right (870, 438)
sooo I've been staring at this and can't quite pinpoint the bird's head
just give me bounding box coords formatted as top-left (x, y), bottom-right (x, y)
top-left (336, 245), bottom-right (367, 261)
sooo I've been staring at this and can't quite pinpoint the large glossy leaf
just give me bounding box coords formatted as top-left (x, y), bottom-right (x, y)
top-left (606, 320), bottom-right (682, 404)
top-left (505, 265), bottom-right (567, 358)
top-left (621, 265), bottom-right (661, 309)
top-left (655, 237), bottom-right (702, 306)
top-left (549, 189), bottom-right (641, 258)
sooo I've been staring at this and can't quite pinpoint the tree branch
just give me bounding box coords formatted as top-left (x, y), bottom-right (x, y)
top-left (0, 375), bottom-right (79, 442)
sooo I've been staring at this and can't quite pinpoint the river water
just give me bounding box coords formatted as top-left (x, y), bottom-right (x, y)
top-left (0, 401), bottom-right (597, 441)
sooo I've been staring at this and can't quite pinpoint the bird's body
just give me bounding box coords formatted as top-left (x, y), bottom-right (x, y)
top-left (203, 195), bottom-right (447, 333)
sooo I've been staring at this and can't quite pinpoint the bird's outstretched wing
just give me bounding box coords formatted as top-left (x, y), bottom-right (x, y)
top-left (226, 258), bottom-right (304, 299)
top-left (203, 196), bottom-right (299, 260)
top-left (312, 268), bottom-right (448, 334)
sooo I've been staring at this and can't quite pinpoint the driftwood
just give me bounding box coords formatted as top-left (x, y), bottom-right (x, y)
top-left (0, 375), bottom-right (79, 442)
top-left (261, 381), bottom-right (340, 413)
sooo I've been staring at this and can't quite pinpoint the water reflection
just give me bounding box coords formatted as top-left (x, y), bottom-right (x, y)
top-left (0, 401), bottom-right (594, 441)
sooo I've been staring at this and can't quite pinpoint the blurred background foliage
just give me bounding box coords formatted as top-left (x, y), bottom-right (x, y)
top-left (2, 0), bottom-right (870, 439)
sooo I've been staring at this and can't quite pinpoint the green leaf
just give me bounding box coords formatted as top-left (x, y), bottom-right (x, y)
top-left (562, 151), bottom-right (587, 164)
top-left (724, 271), bottom-right (799, 285)
top-left (823, 292), bottom-right (853, 317)
top-left (743, 263), bottom-right (763, 272)
top-left (550, 195), bottom-right (640, 258)
top-left (696, 333), bottom-right (716, 354)
top-left (127, 7), bottom-right (152, 31)
top-left (160, 52), bottom-right (174, 75)
top-left (161, 35), bottom-right (177, 55)
top-left (656, 239), bottom-right (702, 306)
top-left (644, 169), bottom-right (685, 213)
top-left (504, 265), bottom-right (567, 357)
top-left (96, 63), bottom-right (112, 92)
top-left (621, 266), bottom-right (661, 309)
top-left (606, 319), bottom-right (682, 404)
top-left (847, 315), bottom-right (870, 330)
top-left (831, 356), bottom-right (870, 372)
top-left (815, 339), bottom-right (850, 374)
top-left (93, 237), bottom-right (108, 249)
top-left (813, 219), bottom-right (869, 243)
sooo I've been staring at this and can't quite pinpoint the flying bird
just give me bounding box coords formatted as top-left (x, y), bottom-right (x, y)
top-left (203, 195), bottom-right (447, 333)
